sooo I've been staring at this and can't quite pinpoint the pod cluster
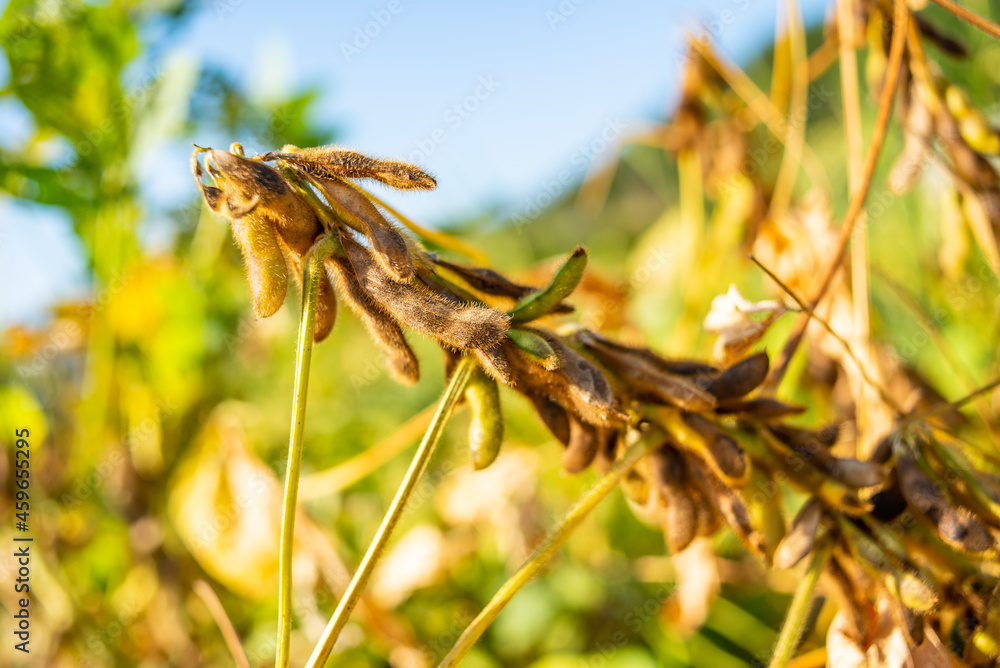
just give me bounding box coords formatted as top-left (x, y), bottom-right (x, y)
top-left (195, 137), bottom-right (1000, 664)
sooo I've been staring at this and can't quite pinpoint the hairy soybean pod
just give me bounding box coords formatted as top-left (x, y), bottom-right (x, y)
top-left (264, 144), bottom-right (437, 191)
top-left (318, 177), bottom-right (413, 280)
top-left (509, 246), bottom-right (587, 323)
top-left (341, 232), bottom-right (510, 350)
top-left (506, 334), bottom-right (625, 427)
top-left (327, 255), bottom-right (420, 385)
top-left (465, 369), bottom-right (504, 470)
top-left (506, 328), bottom-right (560, 370)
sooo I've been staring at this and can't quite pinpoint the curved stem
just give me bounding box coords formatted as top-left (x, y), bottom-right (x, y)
top-left (275, 234), bottom-right (338, 668)
top-left (768, 539), bottom-right (832, 668)
top-left (305, 356), bottom-right (476, 668)
top-left (437, 434), bottom-right (650, 668)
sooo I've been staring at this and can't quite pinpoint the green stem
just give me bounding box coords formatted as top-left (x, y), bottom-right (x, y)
top-left (305, 356), bottom-right (477, 668)
top-left (768, 539), bottom-right (832, 668)
top-left (437, 434), bottom-right (650, 668)
top-left (275, 234), bottom-right (338, 668)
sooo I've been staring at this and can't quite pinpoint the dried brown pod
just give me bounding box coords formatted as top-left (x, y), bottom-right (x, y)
top-left (689, 460), bottom-right (766, 558)
top-left (773, 498), bottom-right (822, 569)
top-left (649, 443), bottom-right (698, 553)
top-left (340, 232), bottom-right (510, 350)
top-left (771, 426), bottom-right (886, 489)
top-left (231, 213), bottom-right (290, 319)
top-left (700, 352), bottom-right (769, 400)
top-left (317, 177), bottom-right (413, 280)
top-left (263, 144), bottom-right (437, 191)
top-left (505, 333), bottom-right (626, 427)
top-left (577, 331), bottom-right (717, 412)
top-left (563, 416), bottom-right (601, 474)
top-left (327, 254), bottom-right (420, 385)
top-left (713, 398), bottom-right (806, 421)
top-left (663, 411), bottom-right (749, 487)
top-left (897, 451), bottom-right (995, 554)
top-left (194, 147), bottom-right (325, 318)
top-left (523, 391), bottom-right (571, 445)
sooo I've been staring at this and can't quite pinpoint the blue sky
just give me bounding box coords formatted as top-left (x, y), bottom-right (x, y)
top-left (0, 0), bottom-right (830, 325)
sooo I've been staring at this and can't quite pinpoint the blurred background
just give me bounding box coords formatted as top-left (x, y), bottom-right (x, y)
top-left (1, 0), bottom-right (999, 666)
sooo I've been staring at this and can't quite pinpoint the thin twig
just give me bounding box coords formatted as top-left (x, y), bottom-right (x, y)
top-left (768, 539), bottom-right (832, 668)
top-left (305, 357), bottom-right (477, 668)
top-left (437, 431), bottom-right (652, 668)
top-left (750, 255), bottom-right (904, 415)
top-left (767, 0), bottom-right (910, 391)
top-left (930, 0), bottom-right (1000, 42)
top-left (275, 234), bottom-right (339, 668)
top-left (194, 580), bottom-right (251, 668)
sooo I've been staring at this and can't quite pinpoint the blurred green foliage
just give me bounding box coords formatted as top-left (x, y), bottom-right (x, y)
top-left (1, 1), bottom-right (998, 667)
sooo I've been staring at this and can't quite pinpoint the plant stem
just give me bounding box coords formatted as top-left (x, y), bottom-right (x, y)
top-left (930, 0), bottom-right (1000, 41)
top-left (275, 234), bottom-right (338, 668)
top-left (305, 356), bottom-right (476, 668)
top-left (768, 539), bottom-right (832, 668)
top-left (437, 434), bottom-right (651, 668)
top-left (767, 0), bottom-right (909, 391)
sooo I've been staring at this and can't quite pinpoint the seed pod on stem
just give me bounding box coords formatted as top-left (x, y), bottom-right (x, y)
top-left (341, 231), bottom-right (510, 350)
top-left (318, 177), bottom-right (414, 280)
top-left (465, 368), bottom-right (504, 470)
top-left (509, 246), bottom-right (587, 323)
top-left (327, 254), bottom-right (420, 385)
top-left (263, 144), bottom-right (438, 191)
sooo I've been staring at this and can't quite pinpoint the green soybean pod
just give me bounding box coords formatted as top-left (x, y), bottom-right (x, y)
top-left (466, 368), bottom-right (504, 470)
top-left (509, 246), bottom-right (587, 323)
